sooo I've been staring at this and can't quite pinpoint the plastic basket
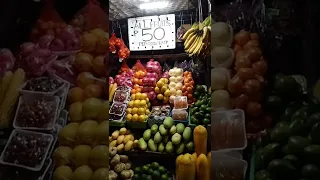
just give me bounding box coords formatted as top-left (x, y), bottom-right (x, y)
top-left (169, 109), bottom-right (189, 126)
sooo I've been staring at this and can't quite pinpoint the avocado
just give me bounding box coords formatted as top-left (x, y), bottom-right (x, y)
top-left (274, 76), bottom-right (301, 96)
top-left (161, 173), bottom-right (169, 180)
top-left (291, 106), bottom-right (309, 122)
top-left (200, 104), bottom-right (207, 111)
top-left (205, 113), bottom-right (211, 118)
top-left (182, 127), bottom-right (192, 141)
top-left (283, 155), bottom-right (299, 168)
top-left (268, 159), bottom-right (296, 179)
top-left (163, 117), bottom-right (174, 129)
top-left (138, 138), bottom-right (147, 151)
top-left (280, 105), bottom-right (302, 122)
top-left (275, 121), bottom-right (290, 128)
top-left (270, 125), bottom-right (291, 143)
top-left (195, 85), bottom-right (205, 93)
top-left (142, 165), bottom-right (149, 173)
top-left (190, 107), bottom-right (198, 115)
top-left (310, 122), bottom-right (320, 144)
top-left (148, 139), bottom-right (157, 152)
top-left (151, 162), bottom-right (160, 169)
top-left (150, 124), bottom-right (158, 134)
top-left (134, 167), bottom-right (141, 174)
top-left (301, 164), bottom-right (320, 179)
top-left (202, 118), bottom-right (210, 125)
top-left (190, 117), bottom-right (199, 125)
top-left (152, 170), bottom-right (161, 178)
top-left (289, 119), bottom-right (308, 136)
top-left (154, 132), bottom-right (162, 144)
top-left (255, 143), bottom-right (281, 171)
top-left (176, 143), bottom-right (185, 154)
top-left (143, 129), bottom-right (152, 141)
top-left (287, 136), bottom-right (311, 155)
top-left (158, 166), bottom-right (166, 173)
top-left (304, 145), bottom-right (320, 165)
top-left (147, 168), bottom-right (153, 175)
top-left (194, 112), bottom-right (203, 118)
top-left (165, 141), bottom-right (173, 153)
top-left (265, 95), bottom-right (283, 113)
top-left (195, 101), bottom-right (202, 107)
top-left (132, 174), bottom-right (140, 180)
top-left (176, 123), bottom-right (185, 134)
top-left (158, 142), bottom-right (165, 152)
top-left (159, 124), bottom-right (168, 136)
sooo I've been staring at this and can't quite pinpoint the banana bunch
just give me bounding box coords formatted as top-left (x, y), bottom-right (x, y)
top-left (182, 16), bottom-right (211, 57)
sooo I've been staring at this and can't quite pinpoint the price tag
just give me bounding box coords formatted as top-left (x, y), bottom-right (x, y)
top-left (128, 14), bottom-right (176, 51)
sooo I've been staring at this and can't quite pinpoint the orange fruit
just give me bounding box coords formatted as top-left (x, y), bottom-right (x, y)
top-left (68, 87), bottom-right (85, 104)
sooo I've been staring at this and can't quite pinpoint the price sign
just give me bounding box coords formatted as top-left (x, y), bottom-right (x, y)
top-left (128, 14), bottom-right (176, 51)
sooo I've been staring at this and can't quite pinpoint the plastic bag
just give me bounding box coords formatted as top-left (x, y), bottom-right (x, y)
top-left (47, 55), bottom-right (77, 85)
top-left (132, 60), bottom-right (146, 72)
top-left (119, 60), bottom-right (130, 74)
top-left (70, 0), bottom-right (108, 32)
top-left (0, 49), bottom-right (15, 75)
top-left (31, 0), bottom-right (67, 42)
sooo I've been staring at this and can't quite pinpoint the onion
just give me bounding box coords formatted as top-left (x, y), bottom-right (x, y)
top-left (65, 37), bottom-right (81, 50)
top-left (233, 94), bottom-right (249, 110)
top-left (57, 25), bottom-right (76, 41)
top-left (237, 68), bottom-right (254, 80)
top-left (20, 42), bottom-right (37, 57)
top-left (243, 40), bottom-right (260, 50)
top-left (235, 55), bottom-right (251, 70)
top-left (38, 35), bottom-right (54, 48)
top-left (233, 44), bottom-right (242, 54)
top-left (49, 38), bottom-right (65, 51)
top-left (148, 91), bottom-right (157, 100)
top-left (146, 72), bottom-right (158, 79)
top-left (246, 47), bottom-right (262, 62)
top-left (252, 60), bottom-right (268, 75)
top-left (31, 48), bottom-right (52, 58)
top-left (243, 79), bottom-right (261, 94)
top-left (246, 101), bottom-right (262, 116)
top-left (234, 30), bottom-right (250, 46)
top-left (162, 71), bottom-right (170, 78)
top-left (228, 76), bottom-right (244, 95)
top-left (109, 77), bottom-right (114, 84)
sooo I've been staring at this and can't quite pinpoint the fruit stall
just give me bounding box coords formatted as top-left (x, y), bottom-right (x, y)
top-left (0, 0), bottom-right (109, 179)
top-left (108, 0), bottom-right (213, 179)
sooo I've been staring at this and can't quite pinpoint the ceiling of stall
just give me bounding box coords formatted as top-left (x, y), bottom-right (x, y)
top-left (109, 0), bottom-right (194, 20)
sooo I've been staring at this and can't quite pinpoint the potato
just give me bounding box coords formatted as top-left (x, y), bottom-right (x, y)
top-left (110, 140), bottom-right (117, 147)
top-left (111, 130), bottom-right (119, 139)
top-left (114, 163), bottom-right (125, 173)
top-left (133, 140), bottom-right (138, 148)
top-left (117, 135), bottom-right (125, 144)
top-left (119, 128), bottom-right (127, 135)
top-left (110, 154), bottom-right (120, 168)
top-left (125, 163), bottom-right (132, 170)
top-left (124, 140), bottom-right (133, 151)
top-left (119, 155), bottom-right (128, 163)
top-left (117, 144), bottom-right (124, 152)
top-left (120, 170), bottom-right (131, 179)
top-left (123, 135), bottom-right (133, 144)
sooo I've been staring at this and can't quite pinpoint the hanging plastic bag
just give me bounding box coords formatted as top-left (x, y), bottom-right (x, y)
top-left (70, 0), bottom-right (109, 32)
top-left (47, 55), bottom-right (77, 85)
top-left (0, 49), bottom-right (15, 75)
top-left (31, 0), bottom-right (67, 42)
top-left (132, 60), bottom-right (146, 72)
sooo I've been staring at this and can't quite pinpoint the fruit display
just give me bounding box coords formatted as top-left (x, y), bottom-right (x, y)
top-left (138, 117), bottom-right (194, 154)
top-left (0, 129), bottom-right (53, 170)
top-left (58, 120), bottom-right (108, 146)
top-left (109, 128), bottom-right (138, 152)
top-left (80, 28), bottom-right (109, 54)
top-left (148, 106), bottom-right (170, 125)
top-left (168, 67), bottom-right (184, 103)
top-left (74, 53), bottom-right (106, 77)
top-left (189, 92), bottom-right (211, 126)
top-left (155, 77), bottom-right (170, 103)
top-left (132, 162), bottom-right (171, 180)
top-left (126, 92), bottom-right (150, 122)
top-left (182, 71), bottom-right (195, 103)
top-left (109, 146), bottom-right (134, 180)
top-left (182, 16), bottom-right (211, 57)
top-left (22, 77), bottom-right (65, 93)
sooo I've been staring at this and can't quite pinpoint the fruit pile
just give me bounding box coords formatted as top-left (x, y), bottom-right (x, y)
top-left (109, 147), bottom-right (134, 180)
top-left (168, 67), bottom-right (184, 103)
top-left (138, 117), bottom-right (194, 154)
top-left (126, 92), bottom-right (151, 122)
top-left (182, 71), bottom-right (195, 103)
top-left (132, 70), bottom-right (145, 94)
top-left (190, 91), bottom-right (211, 126)
top-left (58, 120), bottom-right (108, 146)
top-left (109, 128), bottom-right (138, 152)
top-left (133, 162), bottom-right (170, 180)
top-left (182, 16), bottom-right (211, 57)
top-left (109, 33), bottom-right (130, 59)
top-left (155, 78), bottom-right (170, 103)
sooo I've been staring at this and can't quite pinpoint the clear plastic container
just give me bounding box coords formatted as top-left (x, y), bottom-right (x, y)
top-left (57, 110), bottom-right (68, 127)
top-left (20, 76), bottom-right (66, 96)
top-left (171, 109), bottom-right (188, 121)
top-left (0, 129), bottom-right (54, 171)
top-left (212, 152), bottom-right (248, 180)
top-left (116, 85), bottom-right (132, 93)
top-left (113, 90), bottom-right (130, 103)
top-left (109, 102), bottom-right (127, 116)
top-left (173, 96), bottom-right (188, 109)
top-left (211, 109), bottom-right (247, 151)
top-left (13, 95), bottom-right (60, 131)
top-left (55, 81), bottom-right (70, 112)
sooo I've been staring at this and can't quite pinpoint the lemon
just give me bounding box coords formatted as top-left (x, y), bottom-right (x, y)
top-left (163, 78), bottom-right (169, 84)
top-left (136, 92), bottom-right (142, 100)
top-left (161, 86), bottom-right (167, 93)
top-left (131, 94), bottom-right (136, 100)
top-left (134, 100), bottom-right (141, 107)
top-left (128, 101), bottom-right (134, 108)
top-left (132, 114), bottom-right (139, 122)
top-left (126, 108), bottom-right (132, 114)
top-left (140, 100), bottom-right (147, 107)
top-left (155, 87), bottom-right (160, 94)
top-left (156, 81), bottom-right (164, 88)
top-left (147, 102), bottom-right (151, 108)
top-left (126, 114), bottom-right (133, 121)
top-left (146, 98), bottom-right (149, 102)
top-left (141, 93), bottom-right (147, 100)
top-left (132, 107), bottom-right (138, 114)
top-left (146, 109), bottom-right (150, 115)
top-left (164, 89), bottom-right (171, 97)
top-left (138, 115), bottom-right (145, 122)
top-left (157, 94), bottom-right (164, 100)
top-left (138, 108), bottom-right (146, 115)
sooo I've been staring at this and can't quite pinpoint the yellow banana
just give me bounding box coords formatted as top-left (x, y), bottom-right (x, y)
top-left (182, 28), bottom-right (195, 41)
top-left (186, 36), bottom-right (200, 53)
top-left (184, 33), bottom-right (197, 50)
top-left (188, 37), bottom-right (201, 56)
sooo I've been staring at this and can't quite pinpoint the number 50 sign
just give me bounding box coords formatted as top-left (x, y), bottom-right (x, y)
top-left (128, 14), bottom-right (176, 51)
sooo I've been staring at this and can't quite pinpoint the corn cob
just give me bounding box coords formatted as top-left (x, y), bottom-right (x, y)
top-left (0, 71), bottom-right (13, 104)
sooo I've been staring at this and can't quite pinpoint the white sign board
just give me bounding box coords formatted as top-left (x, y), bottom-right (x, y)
top-left (128, 14), bottom-right (176, 51)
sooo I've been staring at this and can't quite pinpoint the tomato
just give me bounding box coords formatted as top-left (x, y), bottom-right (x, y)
top-left (187, 94), bottom-right (193, 99)
top-left (186, 87), bottom-right (193, 93)
top-left (252, 60), bottom-right (267, 76)
top-left (243, 79), bottom-right (261, 94)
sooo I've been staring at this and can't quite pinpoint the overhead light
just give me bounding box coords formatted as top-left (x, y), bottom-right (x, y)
top-left (139, 1), bottom-right (169, 10)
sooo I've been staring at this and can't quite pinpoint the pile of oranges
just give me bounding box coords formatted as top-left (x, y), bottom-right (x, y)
top-left (131, 70), bottom-right (146, 94)
top-left (181, 71), bottom-right (196, 104)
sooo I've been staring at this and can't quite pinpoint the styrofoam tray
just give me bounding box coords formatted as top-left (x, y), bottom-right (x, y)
top-left (0, 129), bottom-right (54, 171)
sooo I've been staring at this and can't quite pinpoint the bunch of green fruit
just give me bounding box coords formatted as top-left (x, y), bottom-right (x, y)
top-left (132, 162), bottom-right (170, 180)
top-left (138, 117), bottom-right (194, 154)
top-left (190, 92), bottom-right (211, 126)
